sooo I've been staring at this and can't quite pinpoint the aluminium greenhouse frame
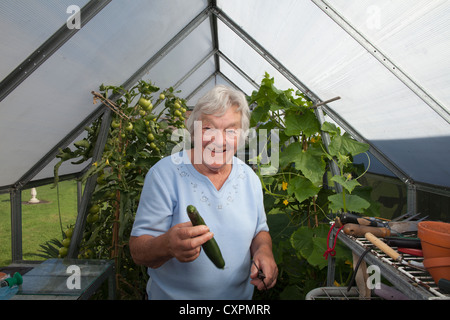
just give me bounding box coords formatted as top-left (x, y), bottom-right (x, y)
top-left (2, 0), bottom-right (449, 265)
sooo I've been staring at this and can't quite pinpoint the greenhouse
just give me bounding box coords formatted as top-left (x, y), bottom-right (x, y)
top-left (0, 0), bottom-right (449, 302)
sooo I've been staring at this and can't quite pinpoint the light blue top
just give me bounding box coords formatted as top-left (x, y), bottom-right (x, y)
top-left (131, 150), bottom-right (269, 300)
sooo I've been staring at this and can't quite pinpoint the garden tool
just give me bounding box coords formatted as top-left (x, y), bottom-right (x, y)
top-left (365, 232), bottom-right (425, 271)
top-left (397, 248), bottom-right (423, 257)
top-left (252, 261), bottom-right (268, 290)
top-left (384, 237), bottom-right (422, 249)
top-left (337, 212), bottom-right (422, 237)
top-left (343, 223), bottom-right (397, 238)
top-left (0, 272), bottom-right (22, 288)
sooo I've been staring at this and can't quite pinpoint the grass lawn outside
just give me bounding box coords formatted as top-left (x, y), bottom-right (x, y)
top-left (0, 180), bottom-right (79, 267)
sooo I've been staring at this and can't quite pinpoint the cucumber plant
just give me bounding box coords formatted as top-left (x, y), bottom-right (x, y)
top-left (249, 73), bottom-right (378, 299)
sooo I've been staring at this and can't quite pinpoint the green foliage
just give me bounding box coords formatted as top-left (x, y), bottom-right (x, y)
top-left (53, 80), bottom-right (187, 299)
top-left (48, 73), bottom-right (377, 300)
top-left (35, 238), bottom-right (64, 259)
top-left (249, 73), bottom-right (378, 298)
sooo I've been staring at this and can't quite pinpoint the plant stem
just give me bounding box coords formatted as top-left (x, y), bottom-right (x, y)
top-left (342, 189), bottom-right (347, 212)
top-left (339, 162), bottom-right (347, 212)
top-left (56, 182), bottom-right (64, 238)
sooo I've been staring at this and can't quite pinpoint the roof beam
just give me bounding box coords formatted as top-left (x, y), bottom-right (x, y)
top-left (208, 0), bottom-right (220, 73)
top-left (312, 0), bottom-right (450, 125)
top-left (0, 0), bottom-right (112, 102)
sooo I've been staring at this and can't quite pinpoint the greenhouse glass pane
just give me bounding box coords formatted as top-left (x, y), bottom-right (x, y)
top-left (143, 18), bottom-right (213, 109)
top-left (218, 56), bottom-right (257, 96)
top-left (185, 74), bottom-right (231, 108)
top-left (218, 0), bottom-right (450, 139)
top-left (0, 0), bottom-right (89, 79)
top-left (216, 19), bottom-right (294, 92)
top-left (217, 0), bottom-right (450, 187)
top-left (0, 0), bottom-right (206, 186)
top-left (329, 0), bottom-right (450, 111)
top-left (177, 56), bottom-right (216, 106)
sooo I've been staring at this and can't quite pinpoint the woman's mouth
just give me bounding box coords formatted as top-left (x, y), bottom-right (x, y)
top-left (205, 144), bottom-right (227, 154)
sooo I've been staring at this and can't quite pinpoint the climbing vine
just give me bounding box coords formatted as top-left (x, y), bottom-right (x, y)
top-left (249, 73), bottom-right (378, 298)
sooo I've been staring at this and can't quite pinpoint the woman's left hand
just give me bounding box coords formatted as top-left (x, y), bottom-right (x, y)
top-left (250, 253), bottom-right (278, 290)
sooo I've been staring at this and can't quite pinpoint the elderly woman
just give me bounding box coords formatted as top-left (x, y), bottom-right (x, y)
top-left (129, 85), bottom-right (277, 300)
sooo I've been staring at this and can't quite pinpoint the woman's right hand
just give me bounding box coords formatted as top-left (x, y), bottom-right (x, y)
top-left (166, 221), bottom-right (214, 262)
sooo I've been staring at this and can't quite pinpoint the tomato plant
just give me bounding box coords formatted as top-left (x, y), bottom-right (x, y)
top-left (249, 73), bottom-right (378, 299)
top-left (53, 80), bottom-right (187, 299)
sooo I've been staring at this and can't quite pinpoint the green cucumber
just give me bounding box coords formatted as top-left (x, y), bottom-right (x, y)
top-left (186, 205), bottom-right (225, 269)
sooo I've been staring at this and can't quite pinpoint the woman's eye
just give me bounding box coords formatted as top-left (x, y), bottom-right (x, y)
top-left (202, 128), bottom-right (216, 137)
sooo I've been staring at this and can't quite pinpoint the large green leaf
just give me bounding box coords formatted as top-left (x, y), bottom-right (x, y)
top-left (330, 175), bottom-right (361, 193)
top-left (287, 175), bottom-right (321, 203)
top-left (133, 118), bottom-right (147, 142)
top-left (279, 141), bottom-right (301, 168)
top-left (328, 132), bottom-right (369, 157)
top-left (279, 285), bottom-right (303, 300)
top-left (285, 109), bottom-right (320, 137)
top-left (290, 225), bottom-right (330, 269)
top-left (290, 226), bottom-right (315, 259)
top-left (321, 121), bottom-right (340, 136)
top-left (308, 237), bottom-right (329, 269)
top-left (298, 146), bottom-right (326, 184)
top-left (249, 73), bottom-right (280, 105)
top-left (280, 143), bottom-right (325, 184)
top-left (250, 102), bottom-right (271, 127)
top-left (328, 193), bottom-right (370, 213)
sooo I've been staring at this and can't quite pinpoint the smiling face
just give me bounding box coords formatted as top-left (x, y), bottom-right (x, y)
top-left (192, 105), bottom-right (242, 173)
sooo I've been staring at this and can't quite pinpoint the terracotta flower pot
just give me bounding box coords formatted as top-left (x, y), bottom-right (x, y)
top-left (418, 221), bottom-right (450, 259)
top-left (423, 257), bottom-right (450, 284)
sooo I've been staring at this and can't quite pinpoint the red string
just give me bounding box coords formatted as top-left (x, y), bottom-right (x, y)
top-left (323, 223), bottom-right (344, 260)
